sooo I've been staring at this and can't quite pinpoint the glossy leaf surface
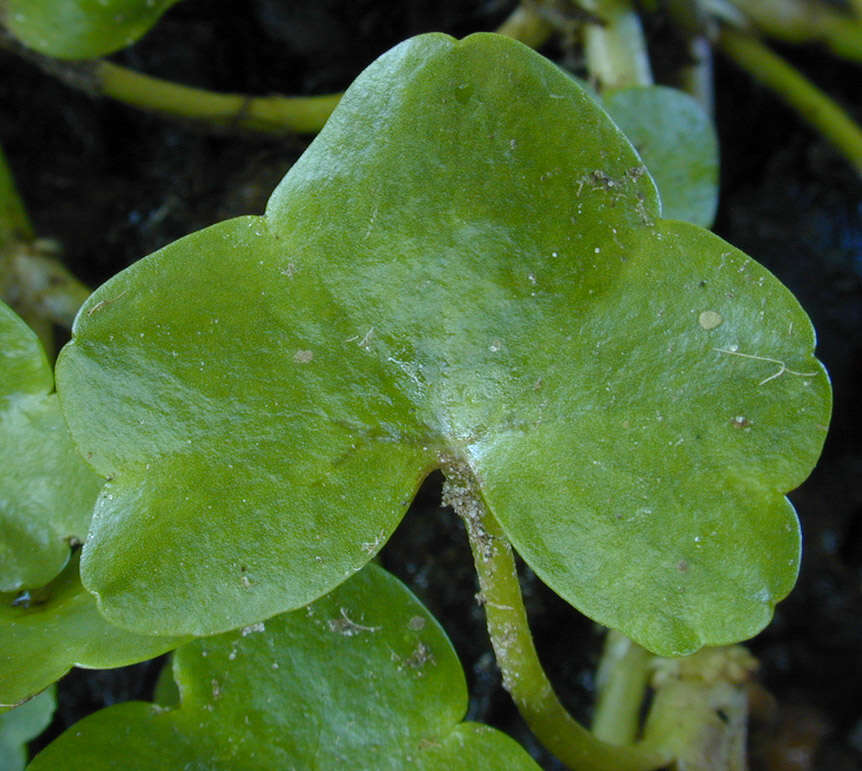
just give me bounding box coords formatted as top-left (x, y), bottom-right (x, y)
top-left (3, 0), bottom-right (179, 59)
top-left (0, 687), bottom-right (54, 771)
top-left (57, 33), bottom-right (830, 654)
top-left (28, 566), bottom-right (540, 770)
top-left (602, 86), bottom-right (719, 226)
top-left (0, 555), bottom-right (185, 706)
top-left (0, 301), bottom-right (102, 591)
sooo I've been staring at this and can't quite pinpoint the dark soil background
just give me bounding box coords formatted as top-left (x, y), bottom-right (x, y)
top-left (1, 1), bottom-right (860, 768)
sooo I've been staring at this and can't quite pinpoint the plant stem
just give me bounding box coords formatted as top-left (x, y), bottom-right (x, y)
top-left (441, 462), bottom-right (670, 771)
top-left (0, 25), bottom-right (341, 136)
top-left (591, 631), bottom-right (652, 746)
top-left (2, 110), bottom-right (93, 358)
top-left (718, 26), bottom-right (862, 174)
top-left (579, 0), bottom-right (653, 90)
top-left (0, 145), bottom-right (34, 245)
top-left (97, 62), bottom-right (342, 135)
top-left (728, 0), bottom-right (862, 62)
top-left (1, 144), bottom-right (90, 347)
top-left (2, 5), bottom-right (555, 138)
top-left (678, 35), bottom-right (715, 115)
top-left (662, 1), bottom-right (715, 114)
top-left (641, 647), bottom-right (756, 770)
top-left (496, 3), bottom-right (555, 49)
top-left (1, 242), bottom-right (91, 330)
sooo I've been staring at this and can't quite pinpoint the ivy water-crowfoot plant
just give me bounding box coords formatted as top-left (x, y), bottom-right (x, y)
top-left (55, 29), bottom-right (829, 649)
top-left (4, 30), bottom-right (831, 770)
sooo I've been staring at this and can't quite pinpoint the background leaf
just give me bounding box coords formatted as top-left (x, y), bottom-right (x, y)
top-left (0, 687), bottom-right (54, 771)
top-left (150, 656), bottom-right (178, 709)
top-left (28, 565), bottom-right (540, 770)
top-left (57, 33), bottom-right (830, 654)
top-left (0, 300), bottom-right (102, 591)
top-left (602, 86), bottom-right (720, 227)
top-left (0, 554), bottom-right (185, 707)
top-left (3, 0), bottom-right (180, 59)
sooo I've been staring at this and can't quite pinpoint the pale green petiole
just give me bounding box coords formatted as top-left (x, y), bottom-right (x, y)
top-left (442, 463), bottom-right (671, 771)
top-left (718, 26), bottom-right (862, 174)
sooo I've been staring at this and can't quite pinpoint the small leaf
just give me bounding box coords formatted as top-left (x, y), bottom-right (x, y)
top-left (0, 301), bottom-right (102, 591)
top-left (56, 33), bottom-right (830, 654)
top-left (602, 86), bottom-right (719, 226)
top-left (150, 656), bottom-right (178, 709)
top-left (3, 0), bottom-right (180, 60)
top-left (0, 687), bottom-right (55, 771)
top-left (28, 566), bottom-right (540, 770)
top-left (0, 554), bottom-right (186, 707)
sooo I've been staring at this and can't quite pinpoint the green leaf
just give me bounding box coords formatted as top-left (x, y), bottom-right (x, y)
top-left (56, 33), bottom-right (830, 654)
top-left (3, 0), bottom-right (180, 60)
top-left (0, 554), bottom-right (186, 707)
top-left (151, 656), bottom-right (178, 709)
top-left (0, 687), bottom-right (54, 771)
top-left (0, 301), bottom-right (102, 591)
top-left (0, 145), bottom-right (33, 246)
top-left (28, 566), bottom-right (540, 770)
top-left (471, 219), bottom-right (827, 654)
top-left (602, 86), bottom-right (719, 226)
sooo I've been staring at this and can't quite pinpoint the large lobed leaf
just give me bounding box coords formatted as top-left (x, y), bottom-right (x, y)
top-left (56, 33), bottom-right (830, 655)
top-left (0, 301), bottom-right (102, 592)
top-left (28, 565), bottom-right (540, 770)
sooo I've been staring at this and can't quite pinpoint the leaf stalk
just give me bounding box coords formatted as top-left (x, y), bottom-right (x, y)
top-left (2, 5), bottom-right (557, 138)
top-left (0, 144), bottom-right (90, 350)
top-left (441, 462), bottom-right (670, 771)
top-left (496, 3), bottom-right (556, 49)
top-left (728, 0), bottom-right (862, 62)
top-left (717, 26), bottom-right (862, 174)
top-left (0, 145), bottom-right (34, 246)
top-left (97, 62), bottom-right (342, 135)
top-left (579, 0), bottom-right (654, 90)
top-left (591, 630), bottom-right (652, 746)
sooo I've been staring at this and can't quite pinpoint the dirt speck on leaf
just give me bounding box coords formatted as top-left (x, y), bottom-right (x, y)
top-left (404, 641), bottom-right (435, 673)
top-left (327, 607), bottom-right (380, 636)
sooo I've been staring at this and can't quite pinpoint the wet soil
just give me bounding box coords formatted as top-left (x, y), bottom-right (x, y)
top-left (2, 1), bottom-right (860, 768)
